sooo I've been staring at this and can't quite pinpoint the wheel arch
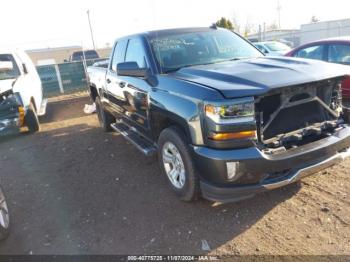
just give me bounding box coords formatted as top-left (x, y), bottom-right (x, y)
top-left (89, 83), bottom-right (98, 102)
top-left (30, 96), bottom-right (37, 112)
top-left (150, 109), bottom-right (193, 144)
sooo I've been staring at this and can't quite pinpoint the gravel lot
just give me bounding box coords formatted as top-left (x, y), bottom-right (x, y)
top-left (0, 94), bottom-right (349, 255)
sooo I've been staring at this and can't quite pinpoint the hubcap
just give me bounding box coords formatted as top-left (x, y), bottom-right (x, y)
top-left (162, 142), bottom-right (186, 189)
top-left (0, 189), bottom-right (9, 229)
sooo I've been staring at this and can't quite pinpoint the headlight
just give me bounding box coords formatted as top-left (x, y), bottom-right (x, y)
top-left (205, 97), bottom-right (255, 124)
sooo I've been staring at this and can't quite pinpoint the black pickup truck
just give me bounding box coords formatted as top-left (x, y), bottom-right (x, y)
top-left (87, 27), bottom-right (350, 203)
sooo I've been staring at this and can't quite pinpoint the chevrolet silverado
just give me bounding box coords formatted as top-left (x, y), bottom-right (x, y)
top-left (87, 27), bottom-right (350, 203)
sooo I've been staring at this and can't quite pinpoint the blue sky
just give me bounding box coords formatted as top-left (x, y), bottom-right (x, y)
top-left (1, 0), bottom-right (349, 49)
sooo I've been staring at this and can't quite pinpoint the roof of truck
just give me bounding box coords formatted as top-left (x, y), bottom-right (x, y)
top-left (117, 27), bottom-right (222, 41)
top-left (144, 27), bottom-right (218, 38)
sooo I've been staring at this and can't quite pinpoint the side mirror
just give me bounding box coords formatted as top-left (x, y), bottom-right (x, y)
top-left (117, 62), bottom-right (150, 78)
top-left (22, 63), bottom-right (28, 74)
top-left (0, 61), bottom-right (14, 72)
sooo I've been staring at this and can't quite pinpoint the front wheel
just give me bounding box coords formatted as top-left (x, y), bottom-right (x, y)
top-left (24, 103), bottom-right (40, 133)
top-left (158, 126), bottom-right (200, 202)
top-left (0, 186), bottom-right (10, 241)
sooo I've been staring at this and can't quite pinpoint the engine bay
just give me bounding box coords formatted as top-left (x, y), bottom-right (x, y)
top-left (255, 78), bottom-right (344, 152)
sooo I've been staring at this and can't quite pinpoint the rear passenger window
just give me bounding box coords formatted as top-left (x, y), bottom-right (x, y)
top-left (328, 44), bottom-right (350, 64)
top-left (111, 40), bottom-right (127, 71)
top-left (125, 39), bottom-right (148, 68)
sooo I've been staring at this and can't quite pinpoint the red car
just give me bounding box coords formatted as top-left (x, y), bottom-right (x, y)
top-left (286, 37), bottom-right (350, 99)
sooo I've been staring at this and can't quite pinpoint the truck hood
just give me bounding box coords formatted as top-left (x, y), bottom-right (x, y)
top-left (0, 79), bottom-right (15, 95)
top-left (168, 57), bottom-right (349, 98)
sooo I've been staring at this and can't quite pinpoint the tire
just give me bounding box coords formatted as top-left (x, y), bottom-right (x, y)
top-left (95, 96), bottom-right (114, 132)
top-left (158, 126), bottom-right (200, 202)
top-left (0, 186), bottom-right (10, 241)
top-left (24, 102), bottom-right (40, 133)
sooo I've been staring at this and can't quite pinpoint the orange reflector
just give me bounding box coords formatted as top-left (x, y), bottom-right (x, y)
top-left (209, 131), bottom-right (256, 141)
top-left (205, 105), bottom-right (216, 115)
top-left (18, 106), bottom-right (25, 126)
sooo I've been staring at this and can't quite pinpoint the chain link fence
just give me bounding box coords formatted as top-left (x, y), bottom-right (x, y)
top-left (37, 58), bottom-right (106, 98)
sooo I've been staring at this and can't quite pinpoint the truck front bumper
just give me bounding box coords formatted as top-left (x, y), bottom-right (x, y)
top-left (192, 125), bottom-right (350, 203)
top-left (0, 94), bottom-right (25, 135)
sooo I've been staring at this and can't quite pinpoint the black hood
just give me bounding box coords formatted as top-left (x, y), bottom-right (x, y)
top-left (168, 57), bottom-right (349, 98)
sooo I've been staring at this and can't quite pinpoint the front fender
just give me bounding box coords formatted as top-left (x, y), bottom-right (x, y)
top-left (150, 88), bottom-right (204, 145)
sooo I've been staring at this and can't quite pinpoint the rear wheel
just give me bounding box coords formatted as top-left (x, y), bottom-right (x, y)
top-left (0, 186), bottom-right (10, 241)
top-left (158, 126), bottom-right (200, 202)
top-left (95, 96), bottom-right (114, 132)
top-left (25, 102), bottom-right (40, 133)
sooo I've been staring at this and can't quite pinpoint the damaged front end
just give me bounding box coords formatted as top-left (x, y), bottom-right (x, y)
top-left (0, 91), bottom-right (25, 135)
top-left (255, 77), bottom-right (346, 153)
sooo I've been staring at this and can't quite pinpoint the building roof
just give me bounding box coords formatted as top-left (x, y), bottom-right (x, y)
top-left (26, 46), bottom-right (81, 53)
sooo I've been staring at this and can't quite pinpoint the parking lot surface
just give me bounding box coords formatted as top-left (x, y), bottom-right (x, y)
top-left (0, 94), bottom-right (349, 255)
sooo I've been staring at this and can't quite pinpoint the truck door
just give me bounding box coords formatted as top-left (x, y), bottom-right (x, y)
top-left (107, 37), bottom-right (151, 137)
top-left (105, 39), bottom-right (128, 114)
top-left (118, 38), bottom-right (151, 136)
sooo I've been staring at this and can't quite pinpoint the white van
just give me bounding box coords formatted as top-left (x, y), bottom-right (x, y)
top-left (0, 50), bottom-right (47, 134)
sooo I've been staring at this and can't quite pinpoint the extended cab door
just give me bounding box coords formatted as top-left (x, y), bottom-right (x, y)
top-left (105, 39), bottom-right (128, 114)
top-left (121, 38), bottom-right (151, 135)
top-left (106, 37), bottom-right (151, 137)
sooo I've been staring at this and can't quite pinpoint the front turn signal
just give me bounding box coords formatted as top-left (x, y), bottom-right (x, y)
top-left (209, 130), bottom-right (257, 141)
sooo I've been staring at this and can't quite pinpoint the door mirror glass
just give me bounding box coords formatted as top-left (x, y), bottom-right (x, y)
top-left (117, 62), bottom-right (150, 78)
top-left (0, 61), bottom-right (14, 72)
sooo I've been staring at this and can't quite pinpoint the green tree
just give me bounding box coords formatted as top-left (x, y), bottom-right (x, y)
top-left (216, 17), bottom-right (234, 30)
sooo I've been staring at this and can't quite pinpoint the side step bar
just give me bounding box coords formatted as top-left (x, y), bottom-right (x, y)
top-left (110, 121), bottom-right (157, 157)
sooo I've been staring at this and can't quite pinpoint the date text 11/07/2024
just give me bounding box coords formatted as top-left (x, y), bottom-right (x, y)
top-left (127, 255), bottom-right (219, 261)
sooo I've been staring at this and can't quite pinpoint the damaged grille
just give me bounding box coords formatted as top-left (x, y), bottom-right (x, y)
top-left (255, 78), bottom-right (343, 148)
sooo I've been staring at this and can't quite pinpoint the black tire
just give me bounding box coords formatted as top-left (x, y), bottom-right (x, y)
top-left (0, 186), bottom-right (10, 241)
top-left (95, 96), bottom-right (114, 132)
top-left (24, 103), bottom-right (40, 133)
top-left (158, 126), bottom-right (200, 202)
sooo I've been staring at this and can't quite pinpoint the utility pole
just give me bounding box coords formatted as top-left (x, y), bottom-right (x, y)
top-left (86, 10), bottom-right (96, 50)
top-left (277, 0), bottom-right (282, 30)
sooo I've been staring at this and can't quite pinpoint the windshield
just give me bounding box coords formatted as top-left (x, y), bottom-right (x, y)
top-left (264, 42), bottom-right (291, 52)
top-left (149, 29), bottom-right (263, 73)
top-left (72, 50), bottom-right (99, 61)
top-left (0, 54), bottom-right (20, 80)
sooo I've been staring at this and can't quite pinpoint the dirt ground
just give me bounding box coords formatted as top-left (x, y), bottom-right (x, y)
top-left (0, 93), bottom-right (349, 256)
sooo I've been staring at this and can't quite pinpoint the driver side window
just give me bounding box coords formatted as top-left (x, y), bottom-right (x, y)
top-left (125, 39), bottom-right (148, 68)
top-left (328, 44), bottom-right (350, 64)
top-left (111, 40), bottom-right (127, 72)
top-left (295, 45), bottom-right (325, 61)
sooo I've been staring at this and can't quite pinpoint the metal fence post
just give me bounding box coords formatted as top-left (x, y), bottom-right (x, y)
top-left (54, 64), bottom-right (64, 94)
